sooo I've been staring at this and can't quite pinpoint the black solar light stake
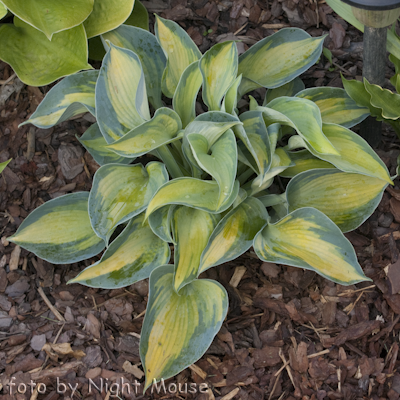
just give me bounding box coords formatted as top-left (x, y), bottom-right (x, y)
top-left (341, 0), bottom-right (400, 146)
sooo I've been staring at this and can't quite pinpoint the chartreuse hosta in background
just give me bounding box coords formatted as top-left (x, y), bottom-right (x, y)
top-left (0, 0), bottom-right (149, 85)
top-left (10, 17), bottom-right (392, 389)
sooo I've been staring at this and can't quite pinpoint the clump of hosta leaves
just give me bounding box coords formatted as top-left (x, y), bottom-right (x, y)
top-left (10, 17), bottom-right (392, 390)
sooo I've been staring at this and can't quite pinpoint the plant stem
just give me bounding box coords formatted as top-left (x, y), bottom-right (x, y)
top-left (156, 145), bottom-right (185, 179)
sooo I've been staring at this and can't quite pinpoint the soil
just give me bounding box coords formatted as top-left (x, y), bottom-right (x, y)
top-left (1, 1), bottom-right (400, 399)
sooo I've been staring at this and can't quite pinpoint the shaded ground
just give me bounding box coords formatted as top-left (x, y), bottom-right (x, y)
top-left (2, 1), bottom-right (400, 399)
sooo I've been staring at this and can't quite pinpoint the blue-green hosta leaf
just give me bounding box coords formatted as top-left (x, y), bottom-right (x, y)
top-left (173, 207), bottom-right (220, 292)
top-left (89, 162), bottom-right (168, 243)
top-left (1, 0), bottom-right (94, 39)
top-left (148, 204), bottom-right (176, 244)
top-left (9, 192), bottom-right (104, 264)
top-left (364, 78), bottom-right (400, 120)
top-left (21, 71), bottom-right (98, 129)
top-left (279, 149), bottom-right (333, 178)
top-left (238, 28), bottom-right (324, 94)
top-left (173, 61), bottom-right (202, 128)
top-left (258, 97), bottom-right (339, 156)
top-left (187, 130), bottom-right (237, 209)
top-left (84, 0), bottom-right (135, 39)
top-left (200, 197), bottom-right (268, 273)
top-left (0, 159), bottom-right (11, 174)
top-left (68, 213), bottom-right (170, 289)
top-left (0, 17), bottom-right (91, 86)
top-left (145, 178), bottom-right (240, 218)
top-left (155, 15), bottom-right (201, 98)
top-left (78, 123), bottom-right (131, 166)
top-left (296, 87), bottom-right (369, 128)
top-left (307, 123), bottom-right (392, 184)
top-left (96, 42), bottom-right (150, 143)
top-left (200, 41), bottom-right (238, 111)
top-left (102, 25), bottom-right (166, 109)
top-left (222, 74), bottom-right (242, 115)
top-left (107, 108), bottom-right (182, 158)
top-left (254, 207), bottom-right (369, 285)
top-left (264, 77), bottom-right (305, 105)
top-left (286, 169), bottom-right (388, 232)
top-left (140, 264), bottom-right (228, 390)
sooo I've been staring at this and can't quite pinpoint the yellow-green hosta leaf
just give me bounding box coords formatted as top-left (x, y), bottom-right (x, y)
top-left (21, 71), bottom-right (97, 129)
top-left (123, 0), bottom-right (149, 31)
top-left (279, 149), bottom-right (333, 178)
top-left (0, 2), bottom-right (7, 19)
top-left (258, 97), bottom-right (339, 156)
top-left (200, 197), bottom-right (268, 273)
top-left (0, 158), bottom-right (11, 173)
top-left (173, 207), bottom-right (220, 292)
top-left (107, 108), bottom-right (182, 158)
top-left (286, 169), bottom-right (387, 232)
top-left (364, 78), bottom-right (400, 120)
top-left (222, 74), bottom-right (242, 115)
top-left (9, 192), bottom-right (104, 264)
top-left (89, 162), bottom-right (168, 243)
top-left (264, 77), bottom-right (305, 105)
top-left (173, 61), bottom-right (202, 128)
top-left (155, 15), bottom-right (201, 98)
top-left (0, 18), bottom-right (91, 86)
top-left (254, 207), bottom-right (369, 285)
top-left (200, 41), bottom-right (238, 111)
top-left (187, 130), bottom-right (237, 209)
top-left (1, 0), bottom-right (93, 39)
top-left (102, 25), bottom-right (166, 109)
top-left (296, 87), bottom-right (369, 128)
top-left (84, 0), bottom-right (135, 38)
top-left (238, 28), bottom-right (324, 93)
top-left (78, 123), bottom-right (131, 166)
top-left (146, 178), bottom-right (240, 218)
top-left (68, 213), bottom-right (170, 289)
top-left (307, 123), bottom-right (392, 184)
top-left (140, 265), bottom-right (228, 390)
top-left (96, 42), bottom-right (150, 143)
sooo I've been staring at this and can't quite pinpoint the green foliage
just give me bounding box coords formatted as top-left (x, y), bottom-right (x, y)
top-left (0, 0), bottom-right (147, 85)
top-left (11, 19), bottom-right (391, 390)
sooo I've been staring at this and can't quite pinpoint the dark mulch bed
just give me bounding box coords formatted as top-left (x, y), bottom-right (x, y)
top-left (2, 1), bottom-right (400, 399)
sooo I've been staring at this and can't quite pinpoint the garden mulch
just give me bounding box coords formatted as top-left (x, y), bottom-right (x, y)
top-left (1, 1), bottom-right (400, 399)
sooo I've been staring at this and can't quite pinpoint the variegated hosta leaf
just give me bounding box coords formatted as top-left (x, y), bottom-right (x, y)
top-left (222, 74), bottom-right (242, 115)
top-left (148, 204), bottom-right (176, 244)
top-left (102, 25), bottom-right (166, 109)
top-left (279, 149), bottom-right (333, 178)
top-left (187, 130), bottom-right (237, 208)
top-left (140, 265), bottom-right (228, 390)
top-left (258, 97), bottom-right (339, 156)
top-left (296, 87), bottom-right (369, 128)
top-left (78, 123), bottom-right (131, 166)
top-left (286, 169), bottom-right (388, 232)
top-left (9, 192), bottom-right (104, 264)
top-left (68, 213), bottom-right (170, 289)
top-left (307, 123), bottom-right (392, 183)
top-left (264, 77), bottom-right (305, 105)
top-left (21, 71), bottom-right (98, 129)
top-left (0, 17), bottom-right (91, 86)
top-left (173, 61), bottom-right (202, 128)
top-left (155, 15), bottom-right (201, 98)
top-left (173, 207), bottom-right (220, 292)
top-left (0, 159), bottom-right (11, 174)
top-left (145, 178), bottom-right (240, 218)
top-left (200, 197), bottom-right (269, 273)
top-left (363, 78), bottom-right (400, 120)
top-left (238, 28), bottom-right (324, 94)
top-left (341, 75), bottom-right (383, 119)
top-left (1, 0), bottom-right (94, 39)
top-left (89, 162), bottom-right (168, 243)
top-left (254, 207), bottom-right (369, 285)
top-left (84, 0), bottom-right (135, 38)
top-left (107, 108), bottom-right (182, 158)
top-left (200, 41), bottom-right (238, 111)
top-left (96, 42), bottom-right (150, 143)
top-left (0, 3), bottom-right (7, 19)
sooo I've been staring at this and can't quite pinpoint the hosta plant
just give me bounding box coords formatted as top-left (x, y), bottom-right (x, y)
top-left (0, 0), bottom-right (148, 85)
top-left (10, 17), bottom-right (393, 389)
